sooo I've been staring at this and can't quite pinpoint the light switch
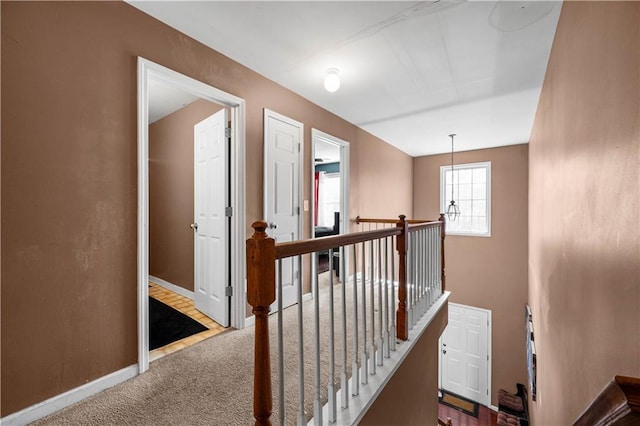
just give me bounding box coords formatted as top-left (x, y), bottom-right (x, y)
top-left (303, 200), bottom-right (309, 211)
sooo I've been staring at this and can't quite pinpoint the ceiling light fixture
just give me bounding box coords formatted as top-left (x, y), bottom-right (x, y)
top-left (446, 133), bottom-right (461, 222)
top-left (324, 68), bottom-right (341, 93)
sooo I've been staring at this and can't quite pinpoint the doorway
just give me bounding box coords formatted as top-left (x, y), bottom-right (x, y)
top-left (439, 303), bottom-right (492, 406)
top-left (137, 57), bottom-right (247, 373)
top-left (311, 129), bottom-right (350, 279)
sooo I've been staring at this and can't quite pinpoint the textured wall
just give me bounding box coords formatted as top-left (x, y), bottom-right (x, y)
top-left (149, 99), bottom-right (223, 292)
top-left (1, 1), bottom-right (413, 416)
top-left (413, 144), bottom-right (529, 406)
top-left (528, 2), bottom-right (640, 424)
top-left (360, 304), bottom-right (448, 425)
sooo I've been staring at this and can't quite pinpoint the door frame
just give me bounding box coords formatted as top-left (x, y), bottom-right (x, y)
top-left (137, 57), bottom-right (247, 373)
top-left (310, 129), bottom-right (350, 237)
top-left (310, 129), bottom-right (350, 281)
top-left (438, 302), bottom-right (492, 406)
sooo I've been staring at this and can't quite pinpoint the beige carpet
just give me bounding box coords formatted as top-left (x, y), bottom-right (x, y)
top-left (35, 273), bottom-right (391, 425)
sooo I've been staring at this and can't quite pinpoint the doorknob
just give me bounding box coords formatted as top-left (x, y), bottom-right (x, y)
top-left (190, 223), bottom-right (198, 231)
top-left (268, 222), bottom-right (278, 229)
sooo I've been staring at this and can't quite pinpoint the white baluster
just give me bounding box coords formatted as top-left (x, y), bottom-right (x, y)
top-left (296, 255), bottom-right (305, 425)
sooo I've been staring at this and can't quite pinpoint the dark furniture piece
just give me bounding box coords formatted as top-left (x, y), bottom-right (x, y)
top-left (314, 211), bottom-right (340, 238)
top-left (497, 383), bottom-right (529, 426)
top-left (314, 212), bottom-right (340, 275)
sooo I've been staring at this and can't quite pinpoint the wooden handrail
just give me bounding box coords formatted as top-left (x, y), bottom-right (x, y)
top-left (406, 220), bottom-right (442, 232)
top-left (438, 417), bottom-right (453, 426)
top-left (573, 375), bottom-right (640, 425)
top-left (246, 214), bottom-right (447, 423)
top-left (275, 227), bottom-right (400, 259)
top-left (356, 215), bottom-right (435, 225)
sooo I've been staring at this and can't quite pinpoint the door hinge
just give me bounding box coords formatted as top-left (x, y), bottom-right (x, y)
top-left (225, 206), bottom-right (233, 217)
top-left (225, 286), bottom-right (233, 297)
top-left (296, 206), bottom-right (301, 215)
top-left (298, 143), bottom-right (301, 152)
top-left (225, 127), bottom-right (232, 138)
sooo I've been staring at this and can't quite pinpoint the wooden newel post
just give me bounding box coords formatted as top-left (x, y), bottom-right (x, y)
top-left (246, 221), bottom-right (276, 426)
top-left (396, 214), bottom-right (409, 341)
top-left (439, 213), bottom-right (446, 293)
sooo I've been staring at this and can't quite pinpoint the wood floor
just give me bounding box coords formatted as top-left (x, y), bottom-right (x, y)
top-left (438, 403), bottom-right (498, 426)
top-left (148, 282), bottom-right (227, 361)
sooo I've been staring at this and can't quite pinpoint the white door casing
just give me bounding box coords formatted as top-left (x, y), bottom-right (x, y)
top-left (194, 109), bottom-right (229, 326)
top-left (310, 129), bottom-right (350, 281)
top-left (311, 129), bottom-right (350, 237)
top-left (264, 109), bottom-right (303, 310)
top-left (440, 303), bottom-right (491, 406)
top-left (137, 57), bottom-right (247, 374)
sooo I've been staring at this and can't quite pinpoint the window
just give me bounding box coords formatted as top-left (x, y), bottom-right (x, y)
top-left (440, 161), bottom-right (491, 236)
top-left (317, 172), bottom-right (341, 227)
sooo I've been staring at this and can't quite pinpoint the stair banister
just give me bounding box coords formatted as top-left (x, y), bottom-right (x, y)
top-left (246, 221), bottom-right (276, 425)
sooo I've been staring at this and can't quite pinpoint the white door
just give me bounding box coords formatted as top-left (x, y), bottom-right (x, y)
top-left (194, 109), bottom-right (229, 327)
top-left (264, 109), bottom-right (302, 310)
top-left (440, 303), bottom-right (490, 405)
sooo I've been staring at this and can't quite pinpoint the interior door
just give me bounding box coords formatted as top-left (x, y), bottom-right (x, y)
top-left (264, 109), bottom-right (302, 310)
top-left (440, 303), bottom-right (490, 405)
top-left (194, 109), bottom-right (229, 326)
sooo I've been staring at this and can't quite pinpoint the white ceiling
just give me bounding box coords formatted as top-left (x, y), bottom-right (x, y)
top-left (130, 1), bottom-right (562, 157)
top-left (148, 78), bottom-right (200, 123)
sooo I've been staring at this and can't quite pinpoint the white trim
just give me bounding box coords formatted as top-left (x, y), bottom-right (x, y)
top-left (137, 57), bottom-right (247, 374)
top-left (244, 314), bottom-right (255, 328)
top-left (310, 128), bottom-right (351, 286)
top-left (137, 58), bottom-right (150, 373)
top-left (439, 161), bottom-right (492, 237)
top-left (0, 365), bottom-right (138, 425)
top-left (312, 292), bottom-right (450, 425)
top-left (243, 292), bottom-right (314, 328)
top-left (149, 275), bottom-right (194, 299)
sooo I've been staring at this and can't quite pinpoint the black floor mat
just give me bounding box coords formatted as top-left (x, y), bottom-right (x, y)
top-left (149, 297), bottom-right (208, 350)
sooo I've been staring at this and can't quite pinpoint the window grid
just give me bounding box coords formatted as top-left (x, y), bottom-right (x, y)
top-left (441, 162), bottom-right (491, 236)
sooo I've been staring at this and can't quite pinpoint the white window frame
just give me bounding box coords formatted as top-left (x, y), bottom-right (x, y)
top-left (440, 161), bottom-right (491, 237)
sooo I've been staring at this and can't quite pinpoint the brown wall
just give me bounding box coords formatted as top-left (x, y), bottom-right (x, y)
top-left (149, 99), bottom-right (222, 292)
top-left (360, 303), bottom-right (448, 425)
top-left (352, 127), bottom-right (414, 222)
top-left (528, 2), bottom-right (640, 424)
top-left (413, 144), bottom-right (529, 406)
top-left (0, 1), bottom-right (413, 416)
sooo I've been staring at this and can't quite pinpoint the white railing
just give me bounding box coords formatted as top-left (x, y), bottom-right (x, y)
top-left (246, 215), bottom-right (446, 425)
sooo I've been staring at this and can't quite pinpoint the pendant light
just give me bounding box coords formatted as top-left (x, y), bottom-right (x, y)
top-left (446, 133), bottom-right (461, 222)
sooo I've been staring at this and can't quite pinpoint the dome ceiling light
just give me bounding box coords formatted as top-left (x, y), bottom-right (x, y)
top-left (324, 68), bottom-right (341, 93)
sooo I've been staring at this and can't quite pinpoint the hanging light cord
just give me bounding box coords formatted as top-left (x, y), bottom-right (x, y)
top-left (450, 134), bottom-right (455, 204)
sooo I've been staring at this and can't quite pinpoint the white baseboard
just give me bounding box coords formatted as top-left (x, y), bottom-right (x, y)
top-left (149, 275), bottom-right (194, 299)
top-left (0, 365), bottom-right (138, 425)
top-left (243, 292), bottom-right (314, 328)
